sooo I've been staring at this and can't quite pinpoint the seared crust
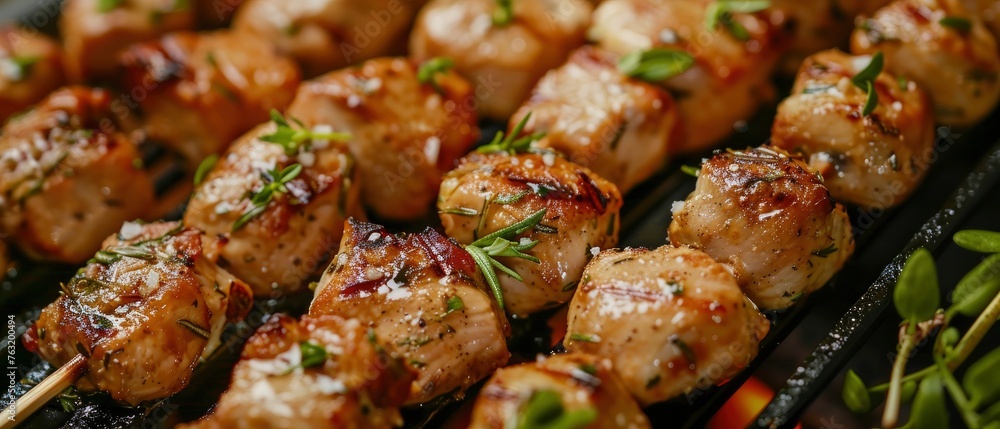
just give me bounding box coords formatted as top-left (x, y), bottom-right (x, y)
top-left (564, 246), bottom-right (769, 405)
top-left (438, 151), bottom-right (623, 316)
top-left (668, 147), bottom-right (855, 310)
top-left (310, 219), bottom-right (510, 405)
top-left (179, 314), bottom-right (416, 429)
top-left (24, 222), bottom-right (253, 405)
top-left (772, 49), bottom-right (936, 208)
top-left (0, 86), bottom-right (153, 263)
top-left (121, 30), bottom-right (301, 165)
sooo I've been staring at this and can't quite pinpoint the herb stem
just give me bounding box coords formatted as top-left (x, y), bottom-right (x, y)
top-left (882, 331), bottom-right (916, 429)
top-left (936, 357), bottom-right (980, 428)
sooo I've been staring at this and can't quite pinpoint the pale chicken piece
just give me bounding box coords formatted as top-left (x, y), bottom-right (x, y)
top-left (589, 0), bottom-right (783, 153)
top-left (668, 147), bottom-right (855, 310)
top-left (233, 0), bottom-right (424, 77)
top-left (771, 49), bottom-right (935, 208)
top-left (60, 0), bottom-right (194, 82)
top-left (0, 27), bottom-right (65, 124)
top-left (410, 0), bottom-right (592, 119)
top-left (179, 314), bottom-right (416, 429)
top-left (184, 121), bottom-right (363, 297)
top-left (0, 86), bottom-right (153, 264)
top-left (511, 46), bottom-right (681, 193)
top-left (285, 57), bottom-right (478, 221)
top-left (770, 0), bottom-right (854, 74)
top-left (563, 246), bottom-right (769, 405)
top-left (120, 30), bottom-right (301, 167)
top-left (962, 0), bottom-right (1000, 42)
top-left (22, 222), bottom-right (253, 405)
top-left (851, 0), bottom-right (1000, 126)
top-left (469, 353), bottom-right (651, 429)
top-left (438, 151), bottom-right (623, 316)
top-left (310, 220), bottom-right (510, 405)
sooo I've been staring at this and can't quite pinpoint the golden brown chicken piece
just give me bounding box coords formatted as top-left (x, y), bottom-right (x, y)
top-left (178, 314), bottom-right (416, 429)
top-left (60, 0), bottom-right (194, 82)
top-left (310, 219), bottom-right (510, 405)
top-left (589, 0), bottom-right (784, 153)
top-left (232, 0), bottom-right (425, 77)
top-left (120, 30), bottom-right (301, 166)
top-left (469, 352), bottom-right (651, 429)
top-left (0, 27), bottom-right (65, 124)
top-left (851, 0), bottom-right (1000, 126)
top-left (410, 0), bottom-right (592, 119)
top-left (668, 147), bottom-right (855, 310)
top-left (564, 246), bottom-right (769, 405)
top-left (438, 150), bottom-right (623, 316)
top-left (285, 57), bottom-right (478, 221)
top-left (184, 119), bottom-right (362, 297)
top-left (23, 222), bottom-right (253, 405)
top-left (511, 46), bottom-right (681, 193)
top-left (771, 49), bottom-right (935, 208)
top-left (0, 86), bottom-right (153, 264)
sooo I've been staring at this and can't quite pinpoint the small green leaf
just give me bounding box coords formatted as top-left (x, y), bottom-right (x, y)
top-left (681, 165), bottom-right (701, 177)
top-left (418, 57), bottom-right (454, 89)
top-left (477, 112), bottom-right (545, 155)
top-left (954, 230), bottom-right (1000, 253)
top-left (851, 52), bottom-right (884, 89)
top-left (445, 295), bottom-right (464, 314)
top-left (910, 373), bottom-right (949, 429)
top-left (939, 16), bottom-right (972, 33)
top-left (493, 0), bottom-right (514, 26)
top-left (963, 347), bottom-right (1000, 409)
top-left (894, 248), bottom-right (940, 324)
top-left (194, 154), bottom-right (218, 186)
top-left (618, 48), bottom-right (695, 82)
top-left (842, 369), bottom-right (871, 413)
top-left (569, 333), bottom-right (600, 343)
top-left (950, 253), bottom-right (1000, 317)
top-left (299, 341), bottom-right (327, 368)
top-left (517, 389), bottom-right (597, 429)
top-left (97, 0), bottom-right (123, 13)
top-left (862, 80), bottom-right (878, 116)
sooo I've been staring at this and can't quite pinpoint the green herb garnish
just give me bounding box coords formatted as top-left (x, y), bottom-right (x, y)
top-left (464, 208), bottom-right (546, 309)
top-left (851, 52), bottom-right (883, 117)
top-left (477, 112), bottom-right (545, 155)
top-left (232, 163), bottom-right (303, 231)
top-left (417, 57), bottom-right (454, 92)
top-left (493, 0), bottom-right (514, 27)
top-left (618, 48), bottom-right (695, 82)
top-left (97, 0), bottom-right (123, 13)
top-left (568, 333), bottom-right (600, 343)
top-left (194, 154), bottom-right (218, 186)
top-left (517, 389), bottom-right (597, 429)
top-left (259, 110), bottom-right (351, 156)
top-left (705, 0), bottom-right (770, 41)
top-left (939, 16), bottom-right (972, 33)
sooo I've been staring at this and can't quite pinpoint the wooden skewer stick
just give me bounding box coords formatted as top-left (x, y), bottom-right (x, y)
top-left (0, 355), bottom-right (87, 429)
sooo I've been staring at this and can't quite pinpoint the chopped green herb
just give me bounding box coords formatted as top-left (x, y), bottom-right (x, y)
top-left (671, 336), bottom-right (696, 364)
top-left (579, 363), bottom-right (597, 376)
top-left (939, 16), bottom-right (972, 33)
top-left (493, 0), bottom-right (514, 27)
top-left (851, 52), bottom-right (883, 117)
top-left (233, 164), bottom-right (303, 231)
top-left (396, 337), bottom-right (433, 347)
top-left (299, 341), bottom-right (328, 368)
top-left (464, 208), bottom-right (546, 308)
top-left (417, 57), bottom-right (454, 92)
top-left (646, 374), bottom-right (662, 389)
top-left (97, 0), bottom-right (123, 13)
top-left (260, 109), bottom-right (351, 156)
top-left (477, 112), bottom-right (545, 155)
top-left (194, 154), bottom-right (218, 186)
top-left (518, 389), bottom-right (597, 429)
top-left (177, 319), bottom-right (211, 339)
top-left (681, 165), bottom-right (701, 177)
top-left (618, 48), bottom-right (695, 82)
top-left (705, 0), bottom-right (770, 41)
top-left (812, 243), bottom-right (838, 258)
top-left (569, 333), bottom-right (600, 343)
top-left (493, 190), bottom-right (530, 205)
top-left (446, 295), bottom-right (465, 313)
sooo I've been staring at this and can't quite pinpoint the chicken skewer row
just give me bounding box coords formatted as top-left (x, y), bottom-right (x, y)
top-left (2, 221), bottom-right (254, 428)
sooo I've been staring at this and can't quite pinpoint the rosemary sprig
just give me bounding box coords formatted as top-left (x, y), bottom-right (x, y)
top-left (705, 0), bottom-right (770, 41)
top-left (851, 52), bottom-right (884, 117)
top-left (259, 110), bottom-right (351, 156)
top-left (493, 0), bottom-right (514, 27)
top-left (232, 163), bottom-right (303, 231)
top-left (464, 208), bottom-right (546, 309)
top-left (618, 48), bottom-right (695, 82)
top-left (477, 112), bottom-right (545, 155)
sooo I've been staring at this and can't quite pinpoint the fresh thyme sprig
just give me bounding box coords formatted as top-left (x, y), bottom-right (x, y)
top-left (851, 52), bottom-right (884, 117)
top-left (618, 48), bottom-right (695, 82)
top-left (477, 112), bottom-right (545, 155)
top-left (842, 230), bottom-right (1000, 429)
top-left (493, 0), bottom-right (514, 27)
top-left (705, 0), bottom-right (770, 41)
top-left (417, 57), bottom-right (454, 92)
top-left (259, 110), bottom-right (351, 156)
top-left (232, 163), bottom-right (303, 231)
top-left (464, 208), bottom-right (546, 309)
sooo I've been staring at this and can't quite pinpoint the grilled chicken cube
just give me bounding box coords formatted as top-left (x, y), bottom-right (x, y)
top-left (469, 352), bottom-right (650, 429)
top-left (184, 121), bottom-right (362, 297)
top-left (438, 151), bottom-right (623, 316)
top-left (233, 0), bottom-right (424, 77)
top-left (0, 27), bottom-right (65, 124)
top-left (60, 0), bottom-right (194, 82)
top-left (851, 0), bottom-right (1000, 126)
top-left (771, 49), bottom-right (935, 208)
top-left (668, 147), bottom-right (855, 310)
top-left (0, 86), bottom-right (154, 264)
top-left (589, 0), bottom-right (783, 153)
top-left (179, 314), bottom-right (416, 429)
top-left (120, 30), bottom-right (300, 166)
top-left (511, 46), bottom-right (681, 193)
top-left (563, 246), bottom-right (769, 405)
top-left (285, 57), bottom-right (477, 221)
top-left (310, 219), bottom-right (510, 405)
top-left (22, 222), bottom-right (253, 405)
top-left (410, 0), bottom-right (592, 119)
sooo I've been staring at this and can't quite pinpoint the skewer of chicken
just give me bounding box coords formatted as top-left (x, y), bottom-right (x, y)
top-left (2, 221), bottom-right (253, 428)
top-left (409, 0), bottom-right (593, 120)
